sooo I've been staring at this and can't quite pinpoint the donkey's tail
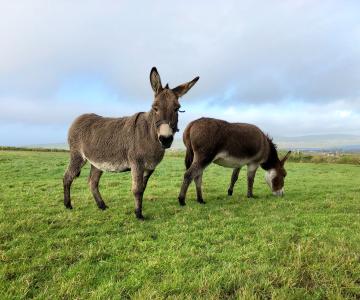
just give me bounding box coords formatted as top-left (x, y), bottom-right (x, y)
top-left (183, 124), bottom-right (194, 170)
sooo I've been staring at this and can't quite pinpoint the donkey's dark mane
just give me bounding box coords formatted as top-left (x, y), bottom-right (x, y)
top-left (266, 134), bottom-right (277, 149)
top-left (260, 135), bottom-right (280, 170)
top-left (133, 112), bottom-right (145, 127)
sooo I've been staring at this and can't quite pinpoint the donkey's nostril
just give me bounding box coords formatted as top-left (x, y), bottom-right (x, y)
top-left (159, 135), bottom-right (174, 148)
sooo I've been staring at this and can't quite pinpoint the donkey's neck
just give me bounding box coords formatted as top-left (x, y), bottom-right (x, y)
top-left (260, 137), bottom-right (280, 170)
top-left (145, 110), bottom-right (161, 143)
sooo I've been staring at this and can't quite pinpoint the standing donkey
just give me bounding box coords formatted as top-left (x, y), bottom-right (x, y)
top-left (63, 67), bottom-right (199, 219)
top-left (178, 117), bottom-right (291, 205)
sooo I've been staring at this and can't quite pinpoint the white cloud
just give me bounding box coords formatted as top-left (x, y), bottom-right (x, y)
top-left (338, 110), bottom-right (352, 118)
top-left (1, 0), bottom-right (359, 102)
top-left (178, 100), bottom-right (360, 137)
top-left (0, 0), bottom-right (360, 144)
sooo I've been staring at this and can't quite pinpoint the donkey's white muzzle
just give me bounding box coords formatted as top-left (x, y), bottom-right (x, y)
top-left (158, 124), bottom-right (174, 148)
top-left (273, 189), bottom-right (284, 197)
top-left (158, 123), bottom-right (173, 137)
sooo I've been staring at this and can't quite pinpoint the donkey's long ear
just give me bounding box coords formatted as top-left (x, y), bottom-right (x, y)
top-left (150, 67), bottom-right (163, 95)
top-left (172, 76), bottom-right (200, 98)
top-left (281, 151), bottom-right (292, 165)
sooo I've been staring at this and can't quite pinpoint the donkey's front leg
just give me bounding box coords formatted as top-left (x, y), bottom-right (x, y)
top-left (247, 164), bottom-right (258, 198)
top-left (131, 167), bottom-right (145, 220)
top-left (143, 170), bottom-right (154, 190)
top-left (228, 168), bottom-right (240, 196)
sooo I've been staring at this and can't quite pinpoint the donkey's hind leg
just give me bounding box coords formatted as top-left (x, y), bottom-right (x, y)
top-left (194, 173), bottom-right (205, 204)
top-left (63, 152), bottom-right (86, 209)
top-left (178, 157), bottom-right (208, 206)
top-left (227, 168), bottom-right (241, 196)
top-left (89, 164), bottom-right (108, 210)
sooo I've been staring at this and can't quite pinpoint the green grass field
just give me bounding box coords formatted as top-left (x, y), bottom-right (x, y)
top-left (0, 150), bottom-right (359, 299)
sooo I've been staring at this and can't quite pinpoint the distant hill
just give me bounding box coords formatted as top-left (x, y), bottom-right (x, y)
top-left (274, 134), bottom-right (360, 152)
top-left (19, 134), bottom-right (360, 153)
top-left (22, 143), bottom-right (69, 150)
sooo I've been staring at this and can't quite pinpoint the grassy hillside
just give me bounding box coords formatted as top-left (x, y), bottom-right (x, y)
top-left (0, 151), bottom-right (359, 299)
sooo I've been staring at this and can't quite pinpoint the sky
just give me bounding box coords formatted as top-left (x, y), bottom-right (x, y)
top-left (0, 0), bottom-right (359, 146)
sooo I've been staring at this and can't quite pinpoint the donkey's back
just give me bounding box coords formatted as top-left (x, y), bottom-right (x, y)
top-left (183, 117), bottom-right (269, 166)
top-left (68, 113), bottom-right (133, 150)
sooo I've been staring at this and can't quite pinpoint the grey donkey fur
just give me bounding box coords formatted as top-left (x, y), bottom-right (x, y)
top-left (63, 67), bottom-right (199, 219)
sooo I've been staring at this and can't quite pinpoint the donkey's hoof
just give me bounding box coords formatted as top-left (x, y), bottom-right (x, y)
top-left (178, 198), bottom-right (186, 206)
top-left (64, 203), bottom-right (73, 209)
top-left (247, 194), bottom-right (254, 198)
top-left (197, 199), bottom-right (206, 204)
top-left (136, 214), bottom-right (145, 220)
top-left (98, 204), bottom-right (108, 210)
top-left (135, 209), bottom-right (145, 220)
top-left (227, 189), bottom-right (233, 196)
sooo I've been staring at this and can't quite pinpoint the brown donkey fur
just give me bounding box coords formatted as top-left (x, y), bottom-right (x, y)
top-left (63, 67), bottom-right (199, 219)
top-left (178, 117), bottom-right (291, 205)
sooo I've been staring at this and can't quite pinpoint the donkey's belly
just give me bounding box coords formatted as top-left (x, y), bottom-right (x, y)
top-left (86, 158), bottom-right (130, 172)
top-left (213, 151), bottom-right (255, 168)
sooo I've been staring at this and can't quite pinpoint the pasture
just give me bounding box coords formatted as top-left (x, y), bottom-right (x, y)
top-left (0, 150), bottom-right (359, 299)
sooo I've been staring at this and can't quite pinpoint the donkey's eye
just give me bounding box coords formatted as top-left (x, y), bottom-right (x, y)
top-left (153, 106), bottom-right (159, 113)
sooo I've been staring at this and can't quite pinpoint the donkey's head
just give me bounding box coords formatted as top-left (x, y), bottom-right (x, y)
top-left (265, 151), bottom-right (291, 196)
top-left (150, 67), bottom-right (199, 148)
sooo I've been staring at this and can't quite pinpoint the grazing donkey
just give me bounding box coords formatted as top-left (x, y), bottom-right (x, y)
top-left (178, 117), bottom-right (291, 205)
top-left (63, 67), bottom-right (199, 219)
